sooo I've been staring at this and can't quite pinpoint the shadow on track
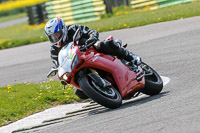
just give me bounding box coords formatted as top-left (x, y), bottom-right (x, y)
top-left (87, 91), bottom-right (170, 115)
top-left (121, 91), bottom-right (170, 109)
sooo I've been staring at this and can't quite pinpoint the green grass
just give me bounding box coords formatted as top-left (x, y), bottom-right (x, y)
top-left (0, 8), bottom-right (26, 17)
top-left (0, 12), bottom-right (26, 23)
top-left (0, 22), bottom-right (48, 49)
top-left (0, 1), bottom-right (200, 49)
top-left (0, 80), bottom-right (81, 127)
top-left (84, 1), bottom-right (200, 32)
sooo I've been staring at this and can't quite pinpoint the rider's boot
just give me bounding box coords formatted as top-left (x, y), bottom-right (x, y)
top-left (113, 40), bottom-right (142, 65)
top-left (94, 39), bottom-right (141, 65)
top-left (130, 53), bottom-right (142, 65)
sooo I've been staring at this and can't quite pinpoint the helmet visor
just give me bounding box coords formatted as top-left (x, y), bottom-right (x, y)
top-left (48, 30), bottom-right (63, 43)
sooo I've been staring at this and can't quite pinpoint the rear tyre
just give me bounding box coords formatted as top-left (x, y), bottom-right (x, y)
top-left (141, 64), bottom-right (163, 96)
top-left (79, 76), bottom-right (122, 109)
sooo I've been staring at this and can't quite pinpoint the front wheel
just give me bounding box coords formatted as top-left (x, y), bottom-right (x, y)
top-left (141, 63), bottom-right (163, 96)
top-left (79, 76), bottom-right (122, 109)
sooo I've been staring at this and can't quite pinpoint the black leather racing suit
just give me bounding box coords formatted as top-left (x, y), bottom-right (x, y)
top-left (50, 24), bottom-right (136, 67)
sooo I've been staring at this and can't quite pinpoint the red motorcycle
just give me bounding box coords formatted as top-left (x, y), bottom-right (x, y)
top-left (47, 29), bottom-right (163, 109)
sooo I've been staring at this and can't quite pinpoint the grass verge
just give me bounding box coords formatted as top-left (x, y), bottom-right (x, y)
top-left (0, 80), bottom-right (81, 127)
top-left (84, 1), bottom-right (200, 32)
top-left (0, 1), bottom-right (200, 50)
top-left (0, 22), bottom-right (48, 49)
top-left (0, 13), bottom-right (26, 23)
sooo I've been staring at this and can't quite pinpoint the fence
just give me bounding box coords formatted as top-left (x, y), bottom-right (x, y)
top-left (131, 0), bottom-right (197, 10)
top-left (45, 0), bottom-right (106, 25)
top-left (107, 0), bottom-right (130, 7)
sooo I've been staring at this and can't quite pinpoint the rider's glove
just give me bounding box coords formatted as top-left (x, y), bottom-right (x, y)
top-left (79, 37), bottom-right (97, 52)
top-left (85, 37), bottom-right (97, 47)
top-left (79, 45), bottom-right (87, 52)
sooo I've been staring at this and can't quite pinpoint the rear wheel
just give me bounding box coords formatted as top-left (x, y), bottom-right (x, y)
top-left (141, 63), bottom-right (163, 96)
top-left (79, 76), bottom-right (122, 109)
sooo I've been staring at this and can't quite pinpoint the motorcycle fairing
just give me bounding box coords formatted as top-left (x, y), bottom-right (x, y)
top-left (77, 52), bottom-right (145, 97)
top-left (58, 42), bottom-right (77, 78)
top-left (57, 44), bottom-right (145, 98)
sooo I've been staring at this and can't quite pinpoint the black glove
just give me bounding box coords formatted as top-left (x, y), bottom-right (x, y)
top-left (79, 45), bottom-right (87, 52)
top-left (85, 37), bottom-right (97, 47)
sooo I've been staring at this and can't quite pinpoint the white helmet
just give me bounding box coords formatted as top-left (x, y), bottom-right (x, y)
top-left (45, 17), bottom-right (68, 47)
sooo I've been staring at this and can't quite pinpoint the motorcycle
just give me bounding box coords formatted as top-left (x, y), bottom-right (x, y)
top-left (47, 29), bottom-right (163, 109)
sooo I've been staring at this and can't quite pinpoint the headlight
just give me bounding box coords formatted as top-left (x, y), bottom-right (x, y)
top-left (62, 73), bottom-right (70, 80)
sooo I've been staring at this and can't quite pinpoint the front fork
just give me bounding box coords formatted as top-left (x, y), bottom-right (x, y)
top-left (88, 68), bottom-right (111, 88)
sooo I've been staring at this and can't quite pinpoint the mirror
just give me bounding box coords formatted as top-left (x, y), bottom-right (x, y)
top-left (73, 28), bottom-right (82, 45)
top-left (47, 68), bottom-right (58, 78)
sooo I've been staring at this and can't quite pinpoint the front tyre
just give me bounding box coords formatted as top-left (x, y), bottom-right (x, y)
top-left (79, 76), bottom-right (122, 109)
top-left (141, 63), bottom-right (163, 96)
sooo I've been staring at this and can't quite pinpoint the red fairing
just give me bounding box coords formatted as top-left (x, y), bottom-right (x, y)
top-left (67, 46), bottom-right (145, 98)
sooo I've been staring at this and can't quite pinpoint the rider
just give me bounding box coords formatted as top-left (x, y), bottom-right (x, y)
top-left (45, 17), bottom-right (141, 99)
top-left (45, 17), bottom-right (141, 68)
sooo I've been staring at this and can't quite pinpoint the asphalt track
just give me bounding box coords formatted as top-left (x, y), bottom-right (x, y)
top-left (0, 17), bottom-right (28, 29)
top-left (1, 16), bottom-right (200, 133)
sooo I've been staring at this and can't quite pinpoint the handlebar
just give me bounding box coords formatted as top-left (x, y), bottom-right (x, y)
top-left (79, 42), bottom-right (95, 52)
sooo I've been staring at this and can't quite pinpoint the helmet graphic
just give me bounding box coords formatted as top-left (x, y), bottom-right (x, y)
top-left (45, 17), bottom-right (67, 47)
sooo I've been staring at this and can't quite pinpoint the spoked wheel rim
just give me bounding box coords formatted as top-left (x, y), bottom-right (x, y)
top-left (79, 76), bottom-right (122, 109)
top-left (91, 80), bottom-right (117, 99)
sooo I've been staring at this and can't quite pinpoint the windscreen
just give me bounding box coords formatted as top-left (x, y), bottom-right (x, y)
top-left (58, 42), bottom-right (76, 77)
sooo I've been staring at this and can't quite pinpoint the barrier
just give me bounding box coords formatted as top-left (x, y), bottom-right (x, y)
top-left (131, 0), bottom-right (197, 10)
top-left (45, 0), bottom-right (106, 25)
top-left (27, 3), bottom-right (47, 25)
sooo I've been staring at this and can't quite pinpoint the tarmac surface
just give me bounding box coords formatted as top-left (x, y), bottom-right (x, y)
top-left (0, 17), bottom-right (28, 29)
top-left (0, 16), bottom-right (200, 133)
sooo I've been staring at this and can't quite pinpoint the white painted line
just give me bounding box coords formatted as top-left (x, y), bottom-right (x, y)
top-left (161, 76), bottom-right (171, 86)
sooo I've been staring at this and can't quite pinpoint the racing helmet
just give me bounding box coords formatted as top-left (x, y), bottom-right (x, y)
top-left (45, 17), bottom-right (68, 47)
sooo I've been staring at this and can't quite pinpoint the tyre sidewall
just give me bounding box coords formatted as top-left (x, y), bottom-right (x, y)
top-left (79, 76), bottom-right (122, 109)
top-left (142, 65), bottom-right (163, 96)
